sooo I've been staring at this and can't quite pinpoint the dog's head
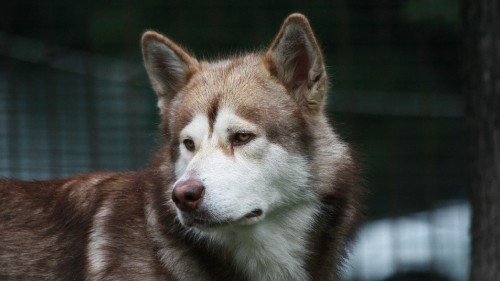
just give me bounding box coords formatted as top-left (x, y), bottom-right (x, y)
top-left (142, 14), bottom-right (328, 228)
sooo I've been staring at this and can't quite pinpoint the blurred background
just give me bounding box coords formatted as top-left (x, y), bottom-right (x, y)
top-left (0, 1), bottom-right (467, 281)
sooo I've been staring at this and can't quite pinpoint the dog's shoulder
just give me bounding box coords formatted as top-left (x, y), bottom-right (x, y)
top-left (0, 171), bottom-right (165, 280)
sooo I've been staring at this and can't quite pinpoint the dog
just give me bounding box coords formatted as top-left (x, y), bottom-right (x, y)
top-left (0, 13), bottom-right (362, 281)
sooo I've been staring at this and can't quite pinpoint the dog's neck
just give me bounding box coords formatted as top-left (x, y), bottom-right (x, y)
top-left (204, 201), bottom-right (319, 281)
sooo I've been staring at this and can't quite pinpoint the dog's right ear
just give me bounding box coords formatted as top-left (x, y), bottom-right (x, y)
top-left (141, 31), bottom-right (199, 101)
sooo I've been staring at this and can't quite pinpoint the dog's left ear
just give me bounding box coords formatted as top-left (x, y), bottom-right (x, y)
top-left (266, 13), bottom-right (327, 115)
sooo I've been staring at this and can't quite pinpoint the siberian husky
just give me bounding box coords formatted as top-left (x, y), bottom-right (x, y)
top-left (0, 13), bottom-right (362, 281)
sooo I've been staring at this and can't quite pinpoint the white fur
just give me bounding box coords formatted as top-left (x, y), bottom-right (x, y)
top-left (175, 114), bottom-right (210, 179)
top-left (174, 108), bottom-right (320, 281)
top-left (209, 202), bottom-right (319, 281)
top-left (87, 206), bottom-right (112, 276)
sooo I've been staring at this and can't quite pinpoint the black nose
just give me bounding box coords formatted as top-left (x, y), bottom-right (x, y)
top-left (172, 179), bottom-right (205, 211)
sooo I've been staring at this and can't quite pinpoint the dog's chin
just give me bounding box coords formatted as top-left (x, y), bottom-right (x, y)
top-left (178, 209), bottom-right (264, 229)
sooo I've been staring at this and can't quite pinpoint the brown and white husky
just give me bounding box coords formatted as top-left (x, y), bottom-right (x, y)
top-left (0, 13), bottom-right (362, 281)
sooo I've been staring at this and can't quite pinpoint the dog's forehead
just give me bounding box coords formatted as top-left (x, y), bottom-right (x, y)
top-left (195, 55), bottom-right (273, 96)
top-left (168, 53), bottom-right (309, 154)
top-left (172, 55), bottom-right (286, 122)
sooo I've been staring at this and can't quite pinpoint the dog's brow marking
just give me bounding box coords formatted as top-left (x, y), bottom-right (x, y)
top-left (207, 97), bottom-right (219, 135)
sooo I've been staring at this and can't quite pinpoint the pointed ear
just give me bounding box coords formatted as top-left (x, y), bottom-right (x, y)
top-left (266, 13), bottom-right (327, 115)
top-left (141, 31), bottom-right (199, 99)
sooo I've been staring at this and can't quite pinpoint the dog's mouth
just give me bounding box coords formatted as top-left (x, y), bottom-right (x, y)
top-left (183, 208), bottom-right (264, 228)
top-left (243, 209), bottom-right (263, 219)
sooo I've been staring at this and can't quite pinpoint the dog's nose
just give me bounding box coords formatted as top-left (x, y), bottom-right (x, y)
top-left (172, 179), bottom-right (205, 211)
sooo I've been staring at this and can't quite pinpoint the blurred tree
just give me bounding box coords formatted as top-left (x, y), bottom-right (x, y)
top-left (463, 0), bottom-right (500, 280)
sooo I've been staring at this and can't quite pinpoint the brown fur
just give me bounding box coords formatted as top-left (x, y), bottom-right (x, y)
top-left (0, 13), bottom-right (362, 281)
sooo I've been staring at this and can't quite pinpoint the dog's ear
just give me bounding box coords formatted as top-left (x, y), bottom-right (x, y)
top-left (141, 31), bottom-right (199, 102)
top-left (267, 13), bottom-right (327, 115)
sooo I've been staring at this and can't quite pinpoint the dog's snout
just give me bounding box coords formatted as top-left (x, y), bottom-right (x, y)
top-left (172, 180), bottom-right (205, 211)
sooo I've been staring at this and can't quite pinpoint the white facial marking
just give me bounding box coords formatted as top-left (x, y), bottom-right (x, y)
top-left (175, 114), bottom-right (209, 179)
top-left (174, 108), bottom-right (314, 225)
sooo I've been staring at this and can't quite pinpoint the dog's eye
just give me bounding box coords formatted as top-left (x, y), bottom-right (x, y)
top-left (231, 132), bottom-right (255, 146)
top-left (183, 139), bottom-right (195, 152)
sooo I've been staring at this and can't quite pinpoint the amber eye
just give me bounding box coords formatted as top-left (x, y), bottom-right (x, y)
top-left (231, 132), bottom-right (255, 146)
top-left (183, 139), bottom-right (195, 152)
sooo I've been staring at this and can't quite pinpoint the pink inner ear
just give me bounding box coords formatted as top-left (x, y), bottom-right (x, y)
top-left (292, 43), bottom-right (310, 89)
